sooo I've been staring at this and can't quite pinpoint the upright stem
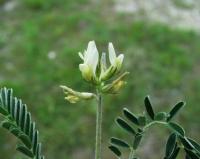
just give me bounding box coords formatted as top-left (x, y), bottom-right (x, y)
top-left (95, 91), bottom-right (103, 159)
top-left (128, 148), bottom-right (135, 159)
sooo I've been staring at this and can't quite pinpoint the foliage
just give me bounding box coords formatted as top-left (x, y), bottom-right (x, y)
top-left (0, 87), bottom-right (45, 159)
top-left (109, 96), bottom-right (200, 159)
top-left (1, 86), bottom-right (199, 159)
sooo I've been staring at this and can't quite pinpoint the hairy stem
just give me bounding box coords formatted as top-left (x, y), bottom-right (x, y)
top-left (143, 121), bottom-right (168, 131)
top-left (95, 91), bottom-right (103, 159)
top-left (128, 148), bottom-right (135, 159)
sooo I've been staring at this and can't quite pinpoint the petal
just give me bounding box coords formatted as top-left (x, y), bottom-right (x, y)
top-left (116, 54), bottom-right (124, 65)
top-left (100, 52), bottom-right (107, 72)
top-left (60, 85), bottom-right (74, 94)
top-left (108, 42), bottom-right (116, 65)
top-left (85, 41), bottom-right (96, 62)
top-left (79, 63), bottom-right (89, 73)
top-left (65, 95), bottom-right (79, 103)
top-left (80, 92), bottom-right (94, 99)
top-left (85, 41), bottom-right (99, 74)
top-left (78, 52), bottom-right (84, 60)
top-left (79, 64), bottom-right (92, 81)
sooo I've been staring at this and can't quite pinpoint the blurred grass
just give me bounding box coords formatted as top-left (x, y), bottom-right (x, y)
top-left (0, 0), bottom-right (200, 159)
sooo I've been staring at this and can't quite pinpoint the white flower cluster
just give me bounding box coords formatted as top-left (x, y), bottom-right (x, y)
top-left (61, 41), bottom-right (128, 103)
top-left (79, 41), bottom-right (124, 83)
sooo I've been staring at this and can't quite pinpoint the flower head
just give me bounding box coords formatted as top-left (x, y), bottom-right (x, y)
top-left (79, 41), bottom-right (99, 83)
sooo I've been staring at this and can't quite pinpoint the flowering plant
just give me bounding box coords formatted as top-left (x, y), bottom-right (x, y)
top-left (0, 41), bottom-right (199, 159)
top-left (61, 41), bottom-right (129, 159)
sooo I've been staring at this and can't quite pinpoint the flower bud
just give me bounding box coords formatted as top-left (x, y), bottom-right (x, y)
top-left (65, 95), bottom-right (79, 103)
top-left (60, 85), bottom-right (96, 103)
top-left (101, 72), bottom-right (129, 94)
top-left (102, 80), bottom-right (126, 94)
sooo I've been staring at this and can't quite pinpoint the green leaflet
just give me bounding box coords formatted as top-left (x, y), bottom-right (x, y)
top-left (185, 149), bottom-right (199, 159)
top-left (168, 147), bottom-right (180, 159)
top-left (144, 96), bottom-right (155, 120)
top-left (167, 102), bottom-right (185, 122)
top-left (110, 137), bottom-right (130, 148)
top-left (188, 138), bottom-right (200, 154)
top-left (179, 136), bottom-right (194, 150)
top-left (10, 127), bottom-right (21, 137)
top-left (1, 120), bottom-right (15, 130)
top-left (25, 112), bottom-right (31, 135)
top-left (109, 145), bottom-right (121, 157)
top-left (19, 134), bottom-right (32, 149)
top-left (168, 122), bottom-right (185, 136)
top-left (116, 117), bottom-right (136, 135)
top-left (165, 133), bottom-right (177, 158)
top-left (123, 108), bottom-right (139, 126)
top-left (16, 145), bottom-right (34, 158)
top-left (0, 106), bottom-right (8, 116)
top-left (33, 131), bottom-right (39, 154)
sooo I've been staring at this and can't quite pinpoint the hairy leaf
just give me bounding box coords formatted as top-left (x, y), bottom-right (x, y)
top-left (116, 117), bottom-right (136, 135)
top-left (185, 149), bottom-right (199, 159)
top-left (0, 106), bottom-right (8, 116)
top-left (168, 147), bottom-right (180, 159)
top-left (165, 133), bottom-right (177, 158)
top-left (144, 96), bottom-right (155, 120)
top-left (19, 134), bottom-right (32, 149)
top-left (179, 136), bottom-right (194, 150)
top-left (10, 127), bottom-right (21, 137)
top-left (123, 108), bottom-right (139, 126)
top-left (109, 145), bottom-right (121, 157)
top-left (169, 122), bottom-right (185, 136)
top-left (167, 102), bottom-right (185, 122)
top-left (16, 145), bottom-right (34, 158)
top-left (133, 133), bottom-right (143, 150)
top-left (110, 137), bottom-right (130, 148)
top-left (188, 138), bottom-right (200, 154)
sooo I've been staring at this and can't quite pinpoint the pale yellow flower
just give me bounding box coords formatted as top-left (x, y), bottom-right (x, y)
top-left (60, 85), bottom-right (96, 103)
top-left (79, 41), bottom-right (99, 82)
top-left (100, 43), bottom-right (124, 81)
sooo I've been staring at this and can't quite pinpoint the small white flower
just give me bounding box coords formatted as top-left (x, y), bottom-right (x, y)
top-left (108, 42), bottom-right (124, 71)
top-left (79, 41), bottom-right (99, 82)
top-left (100, 43), bottom-right (124, 81)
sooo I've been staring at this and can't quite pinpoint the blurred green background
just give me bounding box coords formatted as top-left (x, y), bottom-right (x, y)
top-left (0, 0), bottom-right (200, 159)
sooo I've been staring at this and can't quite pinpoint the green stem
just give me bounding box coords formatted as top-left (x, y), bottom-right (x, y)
top-left (95, 91), bottom-right (103, 159)
top-left (143, 121), bottom-right (168, 131)
top-left (128, 148), bottom-right (135, 159)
